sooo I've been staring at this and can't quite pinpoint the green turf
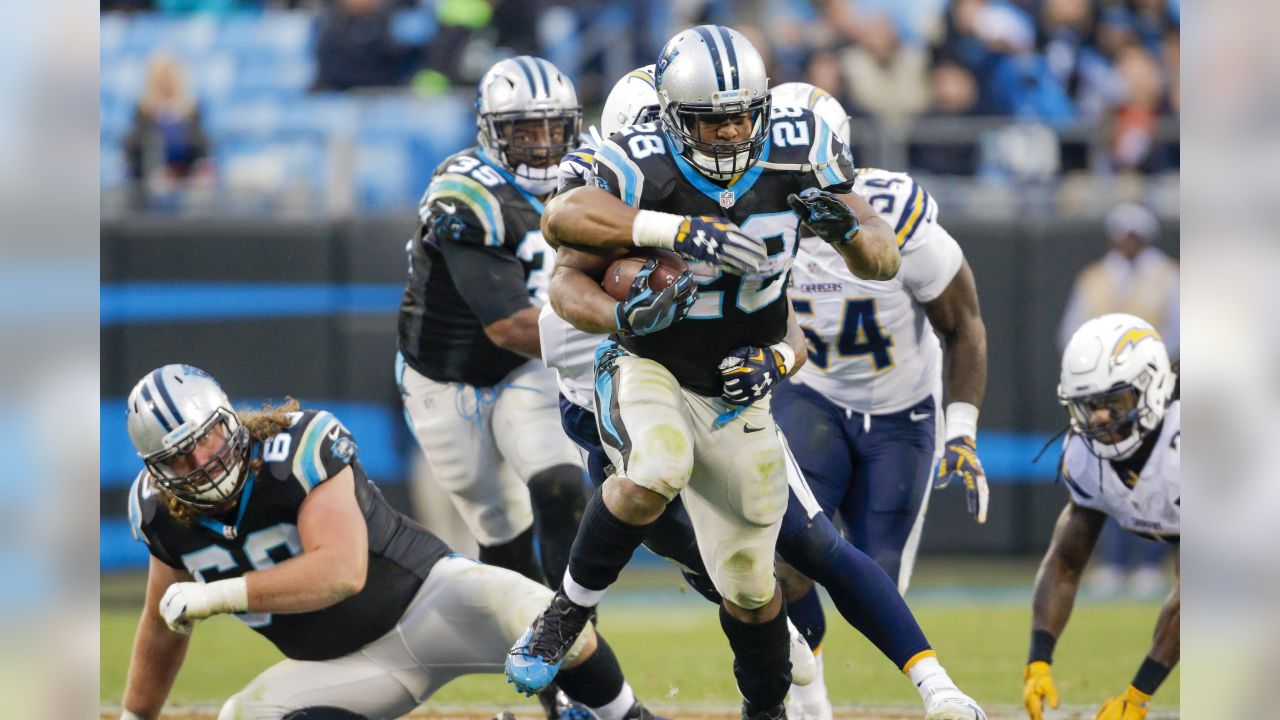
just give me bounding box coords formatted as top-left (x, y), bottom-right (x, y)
top-left (101, 561), bottom-right (1178, 714)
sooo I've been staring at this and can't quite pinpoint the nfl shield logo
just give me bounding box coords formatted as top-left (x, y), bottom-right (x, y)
top-left (719, 189), bottom-right (735, 208)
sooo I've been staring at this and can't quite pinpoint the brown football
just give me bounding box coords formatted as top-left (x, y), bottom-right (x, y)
top-left (602, 249), bottom-right (689, 302)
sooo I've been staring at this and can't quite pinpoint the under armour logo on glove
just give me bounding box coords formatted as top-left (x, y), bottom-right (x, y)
top-left (934, 436), bottom-right (990, 524)
top-left (614, 258), bottom-right (698, 336)
top-left (718, 343), bottom-right (794, 406)
top-left (672, 216), bottom-right (767, 275)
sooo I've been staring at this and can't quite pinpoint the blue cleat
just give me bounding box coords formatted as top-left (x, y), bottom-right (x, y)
top-left (506, 591), bottom-right (594, 695)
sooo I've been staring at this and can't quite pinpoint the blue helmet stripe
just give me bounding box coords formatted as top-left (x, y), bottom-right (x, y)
top-left (150, 368), bottom-right (185, 428)
top-left (533, 57), bottom-right (553, 97)
top-left (516, 56), bottom-right (543, 97)
top-left (693, 25), bottom-right (726, 92)
top-left (138, 381), bottom-right (173, 432)
top-left (715, 25), bottom-right (739, 90)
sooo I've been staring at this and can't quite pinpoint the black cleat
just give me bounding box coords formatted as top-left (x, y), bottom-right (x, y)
top-left (741, 702), bottom-right (787, 720)
top-left (622, 701), bottom-right (667, 720)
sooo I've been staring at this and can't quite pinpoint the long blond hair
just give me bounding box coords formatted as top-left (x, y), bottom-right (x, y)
top-left (160, 398), bottom-right (301, 525)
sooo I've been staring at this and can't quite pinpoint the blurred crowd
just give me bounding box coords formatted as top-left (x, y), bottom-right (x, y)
top-left (103, 0), bottom-right (1180, 210)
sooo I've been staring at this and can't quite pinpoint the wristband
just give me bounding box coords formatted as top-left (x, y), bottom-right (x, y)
top-left (1131, 656), bottom-right (1172, 696)
top-left (1028, 628), bottom-right (1057, 664)
top-left (945, 401), bottom-right (979, 441)
top-left (632, 210), bottom-right (685, 250)
top-left (770, 342), bottom-right (797, 377)
top-left (206, 577), bottom-right (250, 615)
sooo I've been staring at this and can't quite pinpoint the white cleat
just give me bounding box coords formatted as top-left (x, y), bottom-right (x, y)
top-left (923, 688), bottom-right (987, 720)
top-left (786, 618), bottom-right (817, 686)
top-left (785, 695), bottom-right (833, 720)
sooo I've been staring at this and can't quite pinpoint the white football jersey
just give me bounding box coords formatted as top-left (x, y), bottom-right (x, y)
top-left (789, 169), bottom-right (963, 414)
top-left (539, 302), bottom-right (603, 409)
top-left (516, 230), bottom-right (556, 306)
top-left (1061, 401), bottom-right (1181, 538)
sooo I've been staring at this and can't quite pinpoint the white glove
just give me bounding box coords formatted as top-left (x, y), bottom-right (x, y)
top-left (159, 578), bottom-right (248, 635)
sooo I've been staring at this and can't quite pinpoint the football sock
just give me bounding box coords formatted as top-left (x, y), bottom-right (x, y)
top-left (562, 487), bottom-right (655, 606)
top-left (591, 684), bottom-right (637, 720)
top-left (776, 511), bottom-right (930, 668)
top-left (720, 601), bottom-right (792, 715)
top-left (528, 463), bottom-right (588, 587)
top-left (557, 635), bottom-right (629, 713)
top-left (478, 526), bottom-right (546, 586)
top-left (789, 650), bottom-right (829, 705)
top-left (904, 652), bottom-right (959, 702)
top-left (786, 584), bottom-right (826, 651)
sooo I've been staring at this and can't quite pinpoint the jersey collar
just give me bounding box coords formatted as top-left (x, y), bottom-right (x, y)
top-left (195, 463), bottom-right (257, 540)
top-left (475, 147), bottom-right (546, 214)
top-left (665, 133), bottom-right (772, 208)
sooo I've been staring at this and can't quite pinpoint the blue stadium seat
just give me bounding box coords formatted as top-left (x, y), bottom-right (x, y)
top-left (101, 142), bottom-right (127, 189)
top-left (280, 94), bottom-right (360, 135)
top-left (354, 136), bottom-right (412, 211)
top-left (236, 55), bottom-right (316, 95)
top-left (391, 8), bottom-right (437, 46)
top-left (204, 96), bottom-right (286, 137)
top-left (218, 11), bottom-right (314, 58)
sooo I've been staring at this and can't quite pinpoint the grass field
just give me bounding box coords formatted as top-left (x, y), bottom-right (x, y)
top-left (101, 559), bottom-right (1179, 719)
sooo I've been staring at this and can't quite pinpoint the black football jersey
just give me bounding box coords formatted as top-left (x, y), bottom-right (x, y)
top-left (591, 108), bottom-right (856, 395)
top-left (398, 147), bottom-right (550, 387)
top-left (128, 409), bottom-right (452, 661)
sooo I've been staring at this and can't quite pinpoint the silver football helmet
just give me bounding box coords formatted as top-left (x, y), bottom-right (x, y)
top-left (771, 81), bottom-right (851, 146)
top-left (601, 64), bottom-right (660, 138)
top-left (1059, 314), bottom-right (1175, 460)
top-left (655, 25), bottom-right (771, 180)
top-left (126, 364), bottom-right (250, 509)
top-left (476, 55), bottom-right (582, 195)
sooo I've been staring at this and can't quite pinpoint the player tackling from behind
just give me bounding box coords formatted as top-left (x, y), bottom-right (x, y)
top-left (118, 364), bottom-right (660, 720)
top-left (1023, 314), bottom-right (1179, 720)
top-left (507, 25), bottom-right (900, 720)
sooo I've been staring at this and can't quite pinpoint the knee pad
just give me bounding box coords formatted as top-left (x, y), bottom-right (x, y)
top-left (282, 708), bottom-right (370, 720)
top-left (716, 547), bottom-right (778, 610)
top-left (528, 464), bottom-right (587, 515)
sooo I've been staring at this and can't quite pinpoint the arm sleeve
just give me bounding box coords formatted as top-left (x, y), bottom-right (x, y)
top-left (439, 239), bottom-right (534, 326)
top-left (901, 222), bottom-right (964, 303)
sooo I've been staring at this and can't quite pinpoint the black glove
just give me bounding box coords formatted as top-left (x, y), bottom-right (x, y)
top-left (614, 258), bottom-right (698, 336)
top-left (787, 187), bottom-right (861, 245)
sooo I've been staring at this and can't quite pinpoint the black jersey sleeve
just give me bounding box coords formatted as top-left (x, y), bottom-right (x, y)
top-left (767, 107), bottom-right (856, 194)
top-left (264, 410), bottom-right (359, 494)
top-left (127, 470), bottom-right (183, 569)
top-left (591, 123), bottom-right (670, 207)
top-left (420, 169), bottom-right (510, 248)
top-left (438, 239), bottom-right (533, 325)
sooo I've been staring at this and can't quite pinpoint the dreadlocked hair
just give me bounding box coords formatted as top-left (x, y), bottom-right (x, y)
top-left (157, 397), bottom-right (302, 525)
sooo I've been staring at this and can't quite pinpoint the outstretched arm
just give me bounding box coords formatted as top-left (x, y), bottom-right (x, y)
top-left (1032, 501), bottom-right (1107, 643)
top-left (834, 191), bottom-right (901, 280)
top-left (121, 558), bottom-right (194, 720)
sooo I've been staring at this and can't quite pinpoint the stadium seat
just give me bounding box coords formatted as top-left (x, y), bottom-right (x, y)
top-left (391, 8), bottom-right (437, 46)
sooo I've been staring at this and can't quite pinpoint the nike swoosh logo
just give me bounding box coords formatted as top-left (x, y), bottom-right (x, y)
top-left (909, 411), bottom-right (932, 422)
top-left (327, 425), bottom-right (342, 441)
top-left (744, 424), bottom-right (766, 433)
top-left (508, 654), bottom-right (537, 668)
top-left (437, 202), bottom-right (457, 214)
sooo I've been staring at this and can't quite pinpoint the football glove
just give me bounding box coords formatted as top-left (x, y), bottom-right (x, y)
top-left (719, 343), bottom-right (795, 406)
top-left (787, 188), bottom-right (861, 245)
top-left (1095, 686), bottom-right (1151, 720)
top-left (672, 215), bottom-right (768, 275)
top-left (159, 578), bottom-right (248, 635)
top-left (935, 436), bottom-right (990, 524)
top-left (1023, 661), bottom-right (1060, 720)
top-left (614, 258), bottom-right (697, 336)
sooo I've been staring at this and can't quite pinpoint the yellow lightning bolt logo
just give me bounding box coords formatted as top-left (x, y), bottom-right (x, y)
top-left (1110, 326), bottom-right (1161, 363)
